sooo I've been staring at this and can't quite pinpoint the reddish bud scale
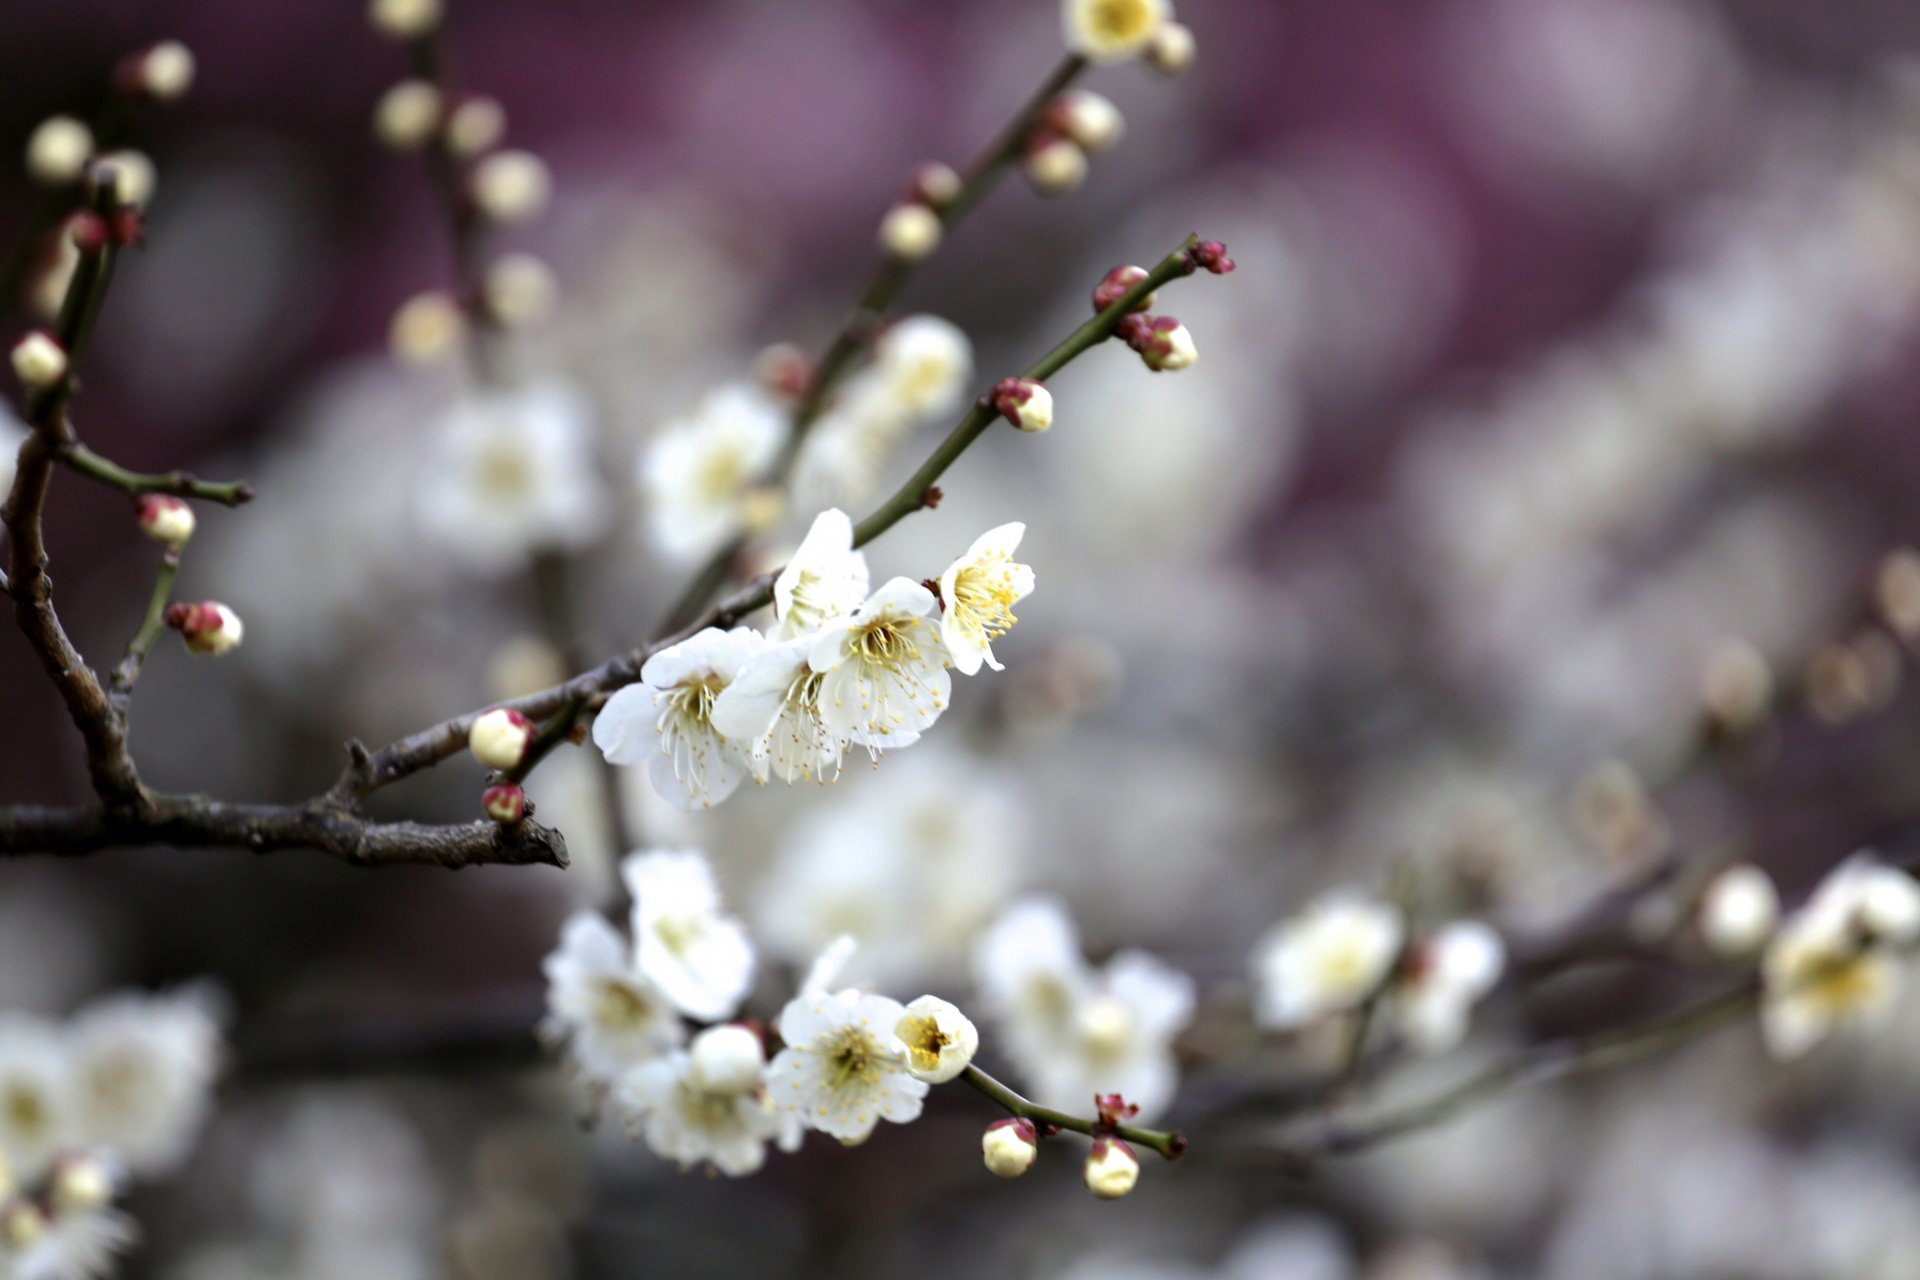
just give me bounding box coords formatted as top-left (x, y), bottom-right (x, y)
top-left (1092, 264), bottom-right (1153, 314)
top-left (1093, 1093), bottom-right (1141, 1129)
top-left (482, 782), bottom-right (527, 825)
top-left (109, 210), bottom-right (146, 248)
top-left (1190, 240), bottom-right (1235, 274)
top-left (67, 212), bottom-right (109, 253)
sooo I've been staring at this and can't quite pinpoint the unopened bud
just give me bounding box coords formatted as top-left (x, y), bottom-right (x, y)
top-left (991, 377), bottom-right (1053, 433)
top-left (1092, 264), bottom-right (1154, 314)
top-left (1119, 314), bottom-right (1197, 371)
top-left (1023, 133), bottom-right (1087, 195)
top-left (982, 1117), bottom-right (1038, 1177)
top-left (469, 150), bottom-right (550, 224)
top-left (166, 601), bottom-right (243, 656)
top-left (11, 331), bottom-right (67, 389)
top-left (445, 96), bottom-right (506, 158)
top-left (49, 1155), bottom-right (114, 1214)
top-left (1698, 863), bottom-right (1779, 956)
top-left (481, 782), bottom-right (526, 825)
top-left (68, 211), bottom-right (110, 254)
top-left (688, 1024), bottom-right (766, 1095)
top-left (127, 41), bottom-right (196, 101)
top-left (369, 0), bottom-right (442, 40)
top-left (878, 202), bottom-right (943, 262)
top-left (25, 116), bottom-right (93, 187)
top-left (136, 495), bottom-right (195, 547)
top-left (1049, 90), bottom-right (1125, 152)
top-left (1700, 640), bottom-right (1772, 736)
top-left (1146, 21), bottom-right (1197, 75)
top-left (753, 343), bottom-right (813, 401)
top-left (1083, 1136), bottom-right (1139, 1199)
top-left (374, 80), bottom-right (443, 151)
top-left (483, 254), bottom-right (557, 327)
top-left (390, 291), bottom-right (465, 365)
top-left (1, 1200), bottom-right (47, 1250)
top-left (909, 162), bottom-right (962, 208)
top-left (1190, 240), bottom-right (1236, 274)
top-left (1876, 547), bottom-right (1920, 642)
top-left (469, 707), bottom-right (536, 771)
top-left (1806, 634), bottom-right (1901, 724)
top-left (93, 149), bottom-right (156, 209)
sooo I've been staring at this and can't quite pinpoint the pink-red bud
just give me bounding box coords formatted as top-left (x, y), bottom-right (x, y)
top-left (166, 601), bottom-right (243, 656)
top-left (67, 212), bottom-right (110, 253)
top-left (482, 782), bottom-right (527, 825)
top-left (990, 377), bottom-right (1054, 433)
top-left (1190, 240), bottom-right (1236, 274)
top-left (1092, 264), bottom-right (1154, 315)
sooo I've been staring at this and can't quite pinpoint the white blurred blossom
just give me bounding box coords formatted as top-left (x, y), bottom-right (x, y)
top-left (641, 383), bottom-right (783, 562)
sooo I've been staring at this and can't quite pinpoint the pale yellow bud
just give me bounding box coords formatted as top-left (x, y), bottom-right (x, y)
top-left (1083, 1137), bottom-right (1139, 1199)
top-left (374, 80), bottom-right (443, 150)
top-left (877, 202), bottom-right (943, 261)
top-left (469, 150), bottom-right (551, 224)
top-left (445, 97), bottom-right (507, 158)
top-left (390, 291), bottom-right (465, 365)
top-left (11, 331), bottom-right (67, 389)
top-left (1024, 137), bottom-right (1088, 195)
top-left (483, 254), bottom-right (558, 327)
top-left (369, 0), bottom-right (442, 40)
top-left (1147, 21), bottom-right (1196, 75)
top-left (25, 116), bottom-right (93, 186)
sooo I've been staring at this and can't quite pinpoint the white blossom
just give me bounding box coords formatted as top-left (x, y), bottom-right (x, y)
top-left (972, 896), bottom-right (1093, 1068)
top-left (5, 1197), bottom-right (136, 1280)
top-left (1063, 0), bottom-right (1172, 61)
top-left (708, 636), bottom-right (845, 786)
top-left (1762, 856), bottom-right (1920, 1059)
top-left (768, 989), bottom-right (927, 1145)
top-left (893, 996), bottom-right (978, 1083)
top-left (642, 383), bottom-right (784, 562)
top-left (687, 1024), bottom-right (766, 1096)
top-left (619, 1050), bottom-right (792, 1177)
top-left (863, 315), bottom-right (972, 421)
top-left (1699, 863), bottom-right (1780, 956)
top-left (66, 989), bottom-right (224, 1177)
top-left (772, 508), bottom-right (870, 640)
top-left (0, 1017), bottom-right (71, 1180)
top-left (416, 380), bottom-right (610, 570)
top-left (809, 577), bottom-right (951, 752)
top-left (540, 912), bottom-right (683, 1082)
top-left (937, 522), bottom-right (1035, 676)
top-left (1389, 921), bottom-right (1505, 1055)
top-left (594, 627), bottom-right (766, 810)
top-left (624, 850), bottom-right (755, 1022)
top-left (1251, 893), bottom-right (1406, 1031)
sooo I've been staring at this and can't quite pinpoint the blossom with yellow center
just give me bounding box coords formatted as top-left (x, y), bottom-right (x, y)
top-left (772, 508), bottom-right (870, 641)
top-left (624, 849), bottom-right (757, 1021)
top-left (1760, 855), bottom-right (1920, 1059)
top-left (1063, 0), bottom-right (1172, 62)
top-left (808, 578), bottom-right (952, 752)
top-left (621, 1047), bottom-right (794, 1177)
top-left (1250, 893), bottom-right (1405, 1031)
top-left (642, 383), bottom-right (784, 562)
top-left (938, 522), bottom-right (1036, 676)
top-left (0, 1016), bottom-right (70, 1181)
top-left (893, 996), bottom-right (979, 1084)
top-left (594, 627), bottom-right (766, 810)
top-left (711, 636), bottom-right (847, 785)
top-left (540, 912), bottom-right (684, 1083)
top-left (769, 989), bottom-right (927, 1144)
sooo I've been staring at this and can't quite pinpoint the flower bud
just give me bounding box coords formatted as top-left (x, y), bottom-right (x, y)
top-left (49, 1155), bottom-right (114, 1214)
top-left (1091, 264), bottom-right (1154, 314)
top-left (1064, 0), bottom-right (1171, 62)
top-left (1147, 21), bottom-right (1197, 75)
top-left (1120, 315), bottom-right (1197, 371)
top-left (481, 782), bottom-right (526, 825)
top-left (390, 291), bottom-right (465, 365)
top-left (67, 211), bottom-right (110, 254)
top-left (25, 116), bottom-right (93, 187)
top-left (1698, 863), bottom-right (1779, 956)
top-left (445, 96), bottom-right (507, 158)
top-left (1876, 547), bottom-right (1920, 642)
top-left (374, 80), bottom-right (443, 151)
top-left (1049, 90), bottom-right (1125, 152)
top-left (753, 343), bottom-right (813, 401)
top-left (483, 253), bottom-right (558, 328)
top-left (469, 707), bottom-right (535, 771)
top-left (11, 331), bottom-right (67, 389)
top-left (128, 41), bottom-right (196, 101)
top-left (1190, 240), bottom-right (1236, 274)
top-left (991, 377), bottom-right (1053, 433)
top-left (1083, 1136), bottom-right (1140, 1199)
top-left (688, 1024), bottom-right (766, 1095)
top-left (1023, 133), bottom-right (1087, 195)
top-left (894, 995), bottom-right (979, 1083)
top-left (909, 161), bottom-right (962, 208)
top-left (1, 1200), bottom-right (47, 1250)
top-left (93, 149), bottom-right (156, 209)
top-left (369, 0), bottom-right (442, 40)
top-left (878, 202), bottom-right (943, 262)
top-left (469, 150), bottom-right (550, 224)
top-left (136, 494), bottom-right (196, 547)
top-left (166, 601), bottom-right (243, 656)
top-left (982, 1117), bottom-right (1038, 1178)
top-left (1700, 640), bottom-right (1772, 736)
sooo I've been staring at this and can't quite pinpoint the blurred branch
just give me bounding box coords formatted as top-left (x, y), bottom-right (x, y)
top-left (59, 443), bottom-right (252, 505)
top-left (0, 795), bottom-right (567, 868)
top-left (338, 235), bottom-right (1211, 804)
top-left (655, 53), bottom-right (1089, 634)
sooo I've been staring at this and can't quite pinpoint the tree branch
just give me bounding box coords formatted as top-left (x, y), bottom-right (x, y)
top-left (961, 1064), bottom-right (1188, 1160)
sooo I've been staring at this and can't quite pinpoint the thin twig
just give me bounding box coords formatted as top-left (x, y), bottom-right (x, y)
top-left (960, 1064), bottom-right (1188, 1160)
top-left (108, 546), bottom-right (179, 702)
top-left (60, 443), bottom-right (252, 505)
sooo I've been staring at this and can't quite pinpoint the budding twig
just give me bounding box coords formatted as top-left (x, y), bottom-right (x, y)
top-left (960, 1064), bottom-right (1187, 1160)
top-left (60, 444), bottom-right (252, 505)
top-left (108, 547), bottom-right (181, 702)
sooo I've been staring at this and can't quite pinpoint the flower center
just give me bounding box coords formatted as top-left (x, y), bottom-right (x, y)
top-left (849, 616), bottom-right (921, 673)
top-left (3, 1086), bottom-right (47, 1141)
top-left (592, 978), bottom-right (657, 1030)
top-left (1314, 934), bottom-right (1385, 996)
top-left (825, 1026), bottom-right (885, 1089)
top-left (476, 441), bottom-right (535, 500)
top-left (952, 556), bottom-right (1020, 641)
top-left (654, 913), bottom-right (703, 958)
top-left (1089, 0), bottom-right (1156, 42)
top-left (695, 445), bottom-right (748, 504)
top-left (898, 1016), bottom-right (950, 1075)
top-left (1077, 996), bottom-right (1134, 1063)
top-left (1797, 950), bottom-right (1882, 1014)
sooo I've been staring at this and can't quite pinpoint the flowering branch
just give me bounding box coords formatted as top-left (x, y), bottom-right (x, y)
top-left (961, 1064), bottom-right (1188, 1160)
top-left (655, 53), bottom-right (1090, 633)
top-left (107, 547), bottom-right (180, 700)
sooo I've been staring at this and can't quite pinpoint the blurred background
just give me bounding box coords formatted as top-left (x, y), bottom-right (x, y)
top-left (9, 0), bottom-right (1920, 1277)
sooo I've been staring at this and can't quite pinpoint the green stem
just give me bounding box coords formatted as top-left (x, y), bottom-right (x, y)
top-left (109, 548), bottom-right (181, 700)
top-left (61, 444), bottom-right (252, 505)
top-left (960, 1064), bottom-right (1188, 1160)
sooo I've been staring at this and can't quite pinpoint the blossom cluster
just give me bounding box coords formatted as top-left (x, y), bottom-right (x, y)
top-left (0, 990), bottom-right (225, 1280)
top-left (588, 509), bottom-right (1033, 810)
